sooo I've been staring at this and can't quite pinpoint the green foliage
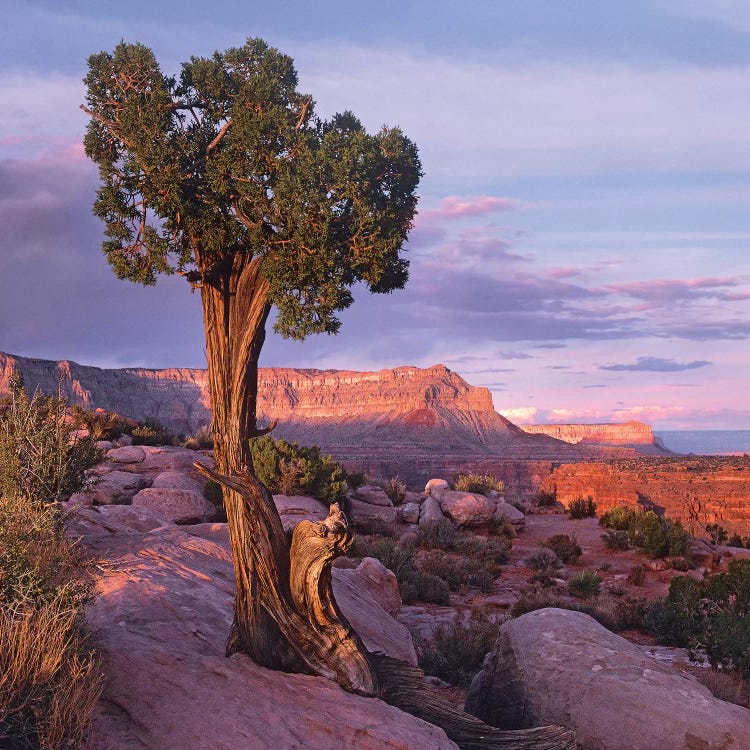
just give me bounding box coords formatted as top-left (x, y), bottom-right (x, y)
top-left (383, 476), bottom-right (407, 505)
top-left (600, 505), bottom-right (691, 559)
top-left (452, 473), bottom-right (503, 496)
top-left (131, 418), bottom-right (178, 446)
top-left (416, 610), bottom-right (498, 688)
top-left (645, 561), bottom-right (750, 675)
top-left (82, 39), bottom-right (421, 340)
top-left (0, 377), bottom-right (100, 503)
top-left (705, 523), bottom-right (729, 545)
top-left (536, 489), bottom-right (557, 507)
top-left (182, 426), bottom-right (214, 451)
top-left (568, 496), bottom-right (597, 519)
top-left (542, 534), bottom-right (582, 564)
top-left (251, 435), bottom-right (347, 504)
top-left (526, 548), bottom-right (563, 573)
top-left (568, 569), bottom-right (602, 600)
top-left (69, 405), bottom-right (136, 440)
top-left (345, 471), bottom-right (367, 490)
top-left (203, 479), bottom-right (223, 507)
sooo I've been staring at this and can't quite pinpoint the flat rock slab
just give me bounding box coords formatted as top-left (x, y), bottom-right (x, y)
top-left (106, 446), bottom-right (146, 464)
top-left (84, 525), bottom-right (455, 750)
top-left (353, 485), bottom-right (393, 507)
top-left (64, 505), bottom-right (171, 536)
top-left (465, 607), bottom-right (750, 750)
top-left (131, 487), bottom-right (215, 524)
top-left (74, 470), bottom-right (148, 505)
top-left (272, 494), bottom-right (329, 532)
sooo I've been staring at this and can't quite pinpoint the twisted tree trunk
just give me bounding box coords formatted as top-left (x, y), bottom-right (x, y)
top-left (198, 256), bottom-right (575, 747)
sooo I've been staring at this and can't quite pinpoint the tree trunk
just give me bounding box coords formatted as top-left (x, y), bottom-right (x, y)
top-left (198, 256), bottom-right (575, 748)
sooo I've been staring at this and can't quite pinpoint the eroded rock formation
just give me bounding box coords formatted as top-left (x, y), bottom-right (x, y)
top-left (521, 421), bottom-right (669, 455)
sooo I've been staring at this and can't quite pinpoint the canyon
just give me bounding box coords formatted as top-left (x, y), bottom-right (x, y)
top-left (0, 352), bottom-right (664, 487)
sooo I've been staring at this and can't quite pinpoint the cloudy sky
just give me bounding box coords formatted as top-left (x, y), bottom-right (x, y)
top-left (1, 1), bottom-right (750, 429)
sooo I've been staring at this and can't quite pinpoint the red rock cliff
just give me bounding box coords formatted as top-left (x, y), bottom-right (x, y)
top-left (521, 421), bottom-right (669, 454)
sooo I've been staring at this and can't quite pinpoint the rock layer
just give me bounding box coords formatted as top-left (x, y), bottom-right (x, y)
top-left (521, 421), bottom-right (669, 454)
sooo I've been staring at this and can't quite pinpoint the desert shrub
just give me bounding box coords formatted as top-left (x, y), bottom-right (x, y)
top-left (399, 570), bottom-right (451, 606)
top-left (345, 471), bottom-right (367, 490)
top-left (600, 505), bottom-right (691, 559)
top-left (416, 609), bottom-right (498, 687)
top-left (526, 548), bottom-right (563, 573)
top-left (383, 477), bottom-right (407, 505)
top-left (0, 378), bottom-right (100, 503)
top-left (251, 435), bottom-right (348, 504)
top-left (536, 489), bottom-right (557, 507)
top-left (705, 523), bottom-right (729, 545)
top-left (416, 518), bottom-right (462, 550)
top-left (627, 563), bottom-right (646, 586)
top-left (645, 560), bottom-right (750, 675)
top-left (603, 529), bottom-right (631, 551)
top-left (69, 405), bottom-right (137, 441)
top-left (694, 669), bottom-right (744, 706)
top-left (453, 473), bottom-right (503, 496)
top-left (542, 534), bottom-right (582, 564)
top-left (0, 495), bottom-right (102, 749)
top-left (182, 426), bottom-right (214, 451)
top-left (131, 418), bottom-right (178, 446)
top-left (728, 533), bottom-right (745, 548)
top-left (568, 496), bottom-right (597, 519)
top-left (568, 569), bottom-right (601, 599)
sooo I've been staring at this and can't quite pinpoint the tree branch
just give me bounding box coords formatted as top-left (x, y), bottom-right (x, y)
top-left (207, 120), bottom-right (234, 154)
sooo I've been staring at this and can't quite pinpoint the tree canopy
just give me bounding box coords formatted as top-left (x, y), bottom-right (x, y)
top-left (82, 38), bottom-right (422, 340)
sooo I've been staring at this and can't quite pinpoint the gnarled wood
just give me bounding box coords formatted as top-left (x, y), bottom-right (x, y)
top-left (195, 461), bottom-right (576, 750)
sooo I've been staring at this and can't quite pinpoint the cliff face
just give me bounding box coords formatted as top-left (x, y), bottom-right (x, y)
top-left (542, 457), bottom-right (750, 535)
top-left (521, 421), bottom-right (670, 454)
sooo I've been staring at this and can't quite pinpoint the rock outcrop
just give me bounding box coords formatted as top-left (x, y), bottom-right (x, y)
top-left (521, 421), bottom-right (670, 455)
top-left (465, 608), bottom-right (750, 750)
top-left (543, 456), bottom-right (750, 535)
top-left (76, 519), bottom-right (456, 750)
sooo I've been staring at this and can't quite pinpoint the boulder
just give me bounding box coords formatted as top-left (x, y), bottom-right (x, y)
top-left (272, 495), bottom-right (329, 532)
top-left (348, 497), bottom-right (397, 535)
top-left (71, 470), bottom-right (148, 506)
top-left (113, 434), bottom-right (133, 447)
top-left (152, 470), bottom-right (204, 494)
top-left (398, 502), bottom-right (421, 524)
top-left (131, 487), bottom-right (215, 524)
top-left (424, 478), bottom-right (449, 495)
top-left (64, 504), bottom-right (170, 537)
top-left (436, 490), bottom-right (496, 527)
top-left (465, 607), bottom-right (750, 750)
top-left (404, 491), bottom-right (426, 505)
top-left (139, 446), bottom-right (214, 474)
top-left (96, 440), bottom-right (114, 452)
top-left (82, 524), bottom-right (453, 750)
top-left (333, 557), bottom-right (416, 665)
top-left (419, 496), bottom-right (445, 525)
top-left (106, 445), bottom-right (146, 464)
top-left (493, 501), bottom-right (525, 527)
top-left (353, 485), bottom-right (393, 507)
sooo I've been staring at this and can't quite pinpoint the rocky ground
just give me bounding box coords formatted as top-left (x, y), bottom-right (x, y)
top-left (62, 442), bottom-right (750, 749)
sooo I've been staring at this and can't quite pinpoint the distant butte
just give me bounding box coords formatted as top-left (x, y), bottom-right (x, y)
top-left (0, 351), bottom-right (667, 486)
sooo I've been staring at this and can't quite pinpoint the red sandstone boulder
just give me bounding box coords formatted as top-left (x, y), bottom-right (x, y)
top-left (353, 485), bottom-right (393, 506)
top-left (70, 469), bottom-right (148, 506)
top-left (106, 445), bottom-right (146, 464)
top-left (465, 608), bottom-right (750, 750)
top-left (272, 494), bottom-right (329, 532)
top-left (434, 489), bottom-right (496, 526)
top-left (348, 497), bottom-right (397, 535)
top-left (151, 470), bottom-right (204, 493)
top-left (425, 478), bottom-right (449, 495)
top-left (131, 487), bottom-right (215, 524)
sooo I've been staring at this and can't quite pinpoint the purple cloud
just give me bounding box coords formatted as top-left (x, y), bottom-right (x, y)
top-left (600, 356), bottom-right (711, 372)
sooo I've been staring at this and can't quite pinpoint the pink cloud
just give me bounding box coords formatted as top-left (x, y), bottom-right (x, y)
top-left (417, 195), bottom-right (518, 224)
top-left (607, 276), bottom-right (747, 303)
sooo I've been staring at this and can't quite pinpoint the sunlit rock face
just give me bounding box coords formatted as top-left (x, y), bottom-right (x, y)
top-left (521, 421), bottom-right (669, 454)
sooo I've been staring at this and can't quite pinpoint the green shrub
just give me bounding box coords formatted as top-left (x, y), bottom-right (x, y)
top-left (182, 426), bottom-right (214, 450)
top-left (600, 505), bottom-right (691, 559)
top-left (399, 570), bottom-right (451, 606)
top-left (416, 518), bottom-right (462, 550)
top-left (452, 473), bottom-right (503, 496)
top-left (526, 548), bottom-right (562, 573)
top-left (345, 471), bottom-right (367, 490)
top-left (568, 569), bottom-right (601, 599)
top-left (0, 377), bottom-right (100, 503)
top-left (536, 489), bottom-right (557, 507)
top-left (568, 496), bottom-right (597, 519)
top-left (542, 534), bottom-right (582, 564)
top-left (383, 477), bottom-right (407, 505)
top-left (645, 560), bottom-right (750, 675)
top-left (69, 405), bottom-right (136, 441)
top-left (417, 610), bottom-right (498, 687)
top-left (251, 435), bottom-right (348, 504)
top-left (131, 418), bottom-right (179, 446)
top-left (705, 523), bottom-right (729, 545)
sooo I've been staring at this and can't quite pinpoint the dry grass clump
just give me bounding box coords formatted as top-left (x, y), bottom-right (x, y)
top-left (452, 473), bottom-right (503, 496)
top-left (383, 476), bottom-right (407, 505)
top-left (0, 495), bottom-right (102, 749)
top-left (694, 668), bottom-right (745, 706)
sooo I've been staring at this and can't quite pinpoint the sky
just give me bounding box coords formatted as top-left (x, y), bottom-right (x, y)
top-left (1, 1), bottom-right (750, 429)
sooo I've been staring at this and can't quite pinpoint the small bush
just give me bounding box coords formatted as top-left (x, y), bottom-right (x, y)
top-left (542, 534), bottom-right (582, 564)
top-left (526, 548), bottom-right (563, 573)
top-left (383, 477), bottom-right (407, 505)
top-left (705, 523), bottom-right (729, 545)
top-left (536, 489), bottom-right (557, 507)
top-left (600, 505), bottom-right (639, 531)
top-left (182, 426), bottom-right (213, 450)
top-left (600, 505), bottom-right (691, 559)
top-left (0, 378), bottom-right (100, 503)
top-left (416, 518), bottom-right (461, 551)
top-left (251, 435), bottom-right (348, 504)
top-left (568, 496), bottom-right (597, 519)
top-left (453, 473), bottom-right (503, 496)
top-left (417, 609), bottom-right (498, 687)
top-left (568, 569), bottom-right (601, 600)
top-left (130, 418), bottom-right (178, 446)
top-left (400, 570), bottom-right (451, 606)
top-left (69, 405), bottom-right (137, 441)
top-left (694, 669), bottom-right (744, 706)
top-left (603, 529), bottom-right (630, 551)
top-left (627, 564), bottom-right (646, 586)
top-left (345, 471), bottom-right (367, 490)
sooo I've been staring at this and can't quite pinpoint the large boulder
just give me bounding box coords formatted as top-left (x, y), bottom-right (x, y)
top-left (131, 487), bottom-right (215, 524)
top-left (419, 496), bottom-right (445, 525)
top-left (152, 470), bottom-right (204, 493)
top-left (493, 501), bottom-right (525, 527)
top-left (83, 524), bottom-right (453, 749)
top-left (348, 497), bottom-right (397, 535)
top-left (272, 495), bottom-right (329, 532)
top-left (333, 557), bottom-right (416, 665)
top-left (424, 478), bottom-right (449, 495)
top-left (70, 470), bottom-right (148, 506)
top-left (398, 502), bottom-right (421, 524)
top-left (106, 445), bottom-right (146, 464)
top-left (465, 608), bottom-right (750, 750)
top-left (353, 485), bottom-right (393, 507)
top-left (64, 504), bottom-right (170, 537)
top-left (435, 490), bottom-right (496, 527)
